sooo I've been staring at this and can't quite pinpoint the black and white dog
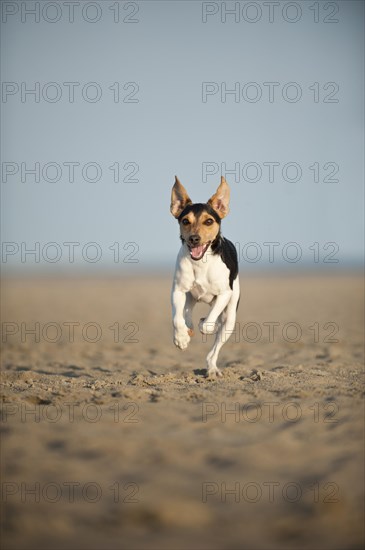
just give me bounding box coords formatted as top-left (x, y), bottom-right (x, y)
top-left (170, 176), bottom-right (240, 378)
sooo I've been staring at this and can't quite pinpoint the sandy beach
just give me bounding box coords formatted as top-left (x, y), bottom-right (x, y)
top-left (1, 273), bottom-right (364, 550)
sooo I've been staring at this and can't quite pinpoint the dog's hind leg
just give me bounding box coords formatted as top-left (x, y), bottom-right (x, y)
top-left (206, 299), bottom-right (238, 378)
top-left (199, 291), bottom-right (231, 335)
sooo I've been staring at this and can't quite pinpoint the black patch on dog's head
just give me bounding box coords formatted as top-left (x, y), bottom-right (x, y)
top-left (177, 203), bottom-right (222, 225)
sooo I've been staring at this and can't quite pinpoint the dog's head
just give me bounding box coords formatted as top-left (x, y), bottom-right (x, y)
top-left (170, 176), bottom-right (230, 261)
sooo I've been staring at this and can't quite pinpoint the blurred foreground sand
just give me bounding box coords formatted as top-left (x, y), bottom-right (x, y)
top-left (1, 274), bottom-right (364, 550)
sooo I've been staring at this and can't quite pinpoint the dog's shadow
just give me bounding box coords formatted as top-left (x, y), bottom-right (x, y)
top-left (193, 368), bottom-right (207, 377)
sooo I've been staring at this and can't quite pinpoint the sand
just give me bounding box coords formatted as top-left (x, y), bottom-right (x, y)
top-left (1, 274), bottom-right (364, 550)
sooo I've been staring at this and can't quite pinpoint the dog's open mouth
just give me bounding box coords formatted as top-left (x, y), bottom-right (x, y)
top-left (189, 242), bottom-right (210, 260)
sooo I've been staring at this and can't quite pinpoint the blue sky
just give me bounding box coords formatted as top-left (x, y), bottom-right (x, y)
top-left (1, 0), bottom-right (364, 273)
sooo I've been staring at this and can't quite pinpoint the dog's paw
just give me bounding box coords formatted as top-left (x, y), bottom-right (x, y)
top-left (205, 367), bottom-right (223, 379)
top-left (199, 318), bottom-right (218, 335)
top-left (173, 327), bottom-right (191, 350)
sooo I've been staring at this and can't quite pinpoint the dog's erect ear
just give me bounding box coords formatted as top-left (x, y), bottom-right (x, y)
top-left (170, 176), bottom-right (192, 218)
top-left (207, 176), bottom-right (230, 218)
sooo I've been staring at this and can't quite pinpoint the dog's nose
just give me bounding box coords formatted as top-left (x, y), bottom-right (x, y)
top-left (189, 234), bottom-right (201, 246)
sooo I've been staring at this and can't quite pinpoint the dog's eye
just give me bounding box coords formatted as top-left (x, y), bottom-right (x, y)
top-left (204, 218), bottom-right (214, 226)
top-left (182, 218), bottom-right (190, 225)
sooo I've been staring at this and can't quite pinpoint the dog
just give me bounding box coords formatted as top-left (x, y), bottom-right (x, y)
top-left (170, 176), bottom-right (240, 378)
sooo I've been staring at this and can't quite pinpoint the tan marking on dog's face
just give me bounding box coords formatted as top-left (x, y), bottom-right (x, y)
top-left (179, 210), bottom-right (220, 245)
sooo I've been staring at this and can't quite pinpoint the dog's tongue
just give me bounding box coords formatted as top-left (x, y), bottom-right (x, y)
top-left (191, 245), bottom-right (205, 259)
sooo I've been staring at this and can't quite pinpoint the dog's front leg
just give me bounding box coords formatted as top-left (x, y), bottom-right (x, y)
top-left (199, 291), bottom-right (232, 335)
top-left (171, 287), bottom-right (192, 350)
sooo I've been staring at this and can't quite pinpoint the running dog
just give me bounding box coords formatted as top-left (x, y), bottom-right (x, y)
top-left (170, 176), bottom-right (240, 378)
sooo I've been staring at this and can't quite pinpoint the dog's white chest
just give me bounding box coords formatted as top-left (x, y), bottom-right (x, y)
top-left (174, 247), bottom-right (231, 303)
top-left (190, 280), bottom-right (213, 302)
